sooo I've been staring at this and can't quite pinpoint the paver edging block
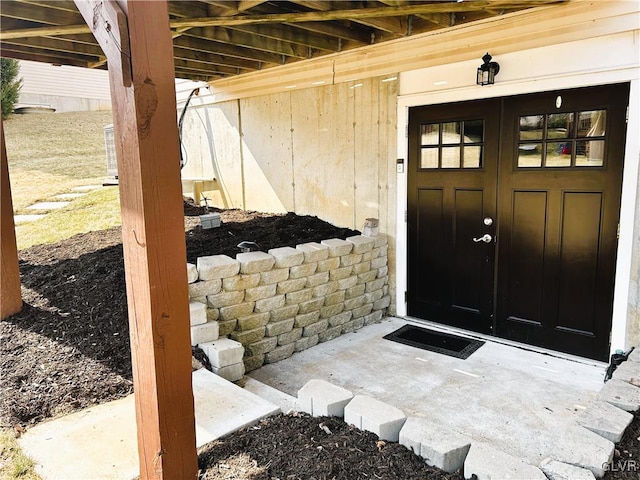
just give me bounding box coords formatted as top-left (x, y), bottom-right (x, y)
top-left (398, 417), bottom-right (470, 473)
top-left (597, 379), bottom-right (640, 412)
top-left (344, 394), bottom-right (406, 442)
top-left (189, 234), bottom-right (390, 371)
top-left (576, 400), bottom-right (634, 443)
top-left (298, 379), bottom-right (354, 417)
top-left (463, 442), bottom-right (547, 480)
top-left (540, 459), bottom-right (596, 480)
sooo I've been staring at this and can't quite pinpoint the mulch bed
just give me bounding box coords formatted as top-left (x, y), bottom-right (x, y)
top-left (1, 202), bottom-right (358, 428)
top-left (1, 199), bottom-right (638, 479)
top-left (198, 413), bottom-right (464, 480)
top-left (604, 409), bottom-right (640, 480)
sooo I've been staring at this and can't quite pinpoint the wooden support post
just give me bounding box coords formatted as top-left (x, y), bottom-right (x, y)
top-left (74, 1), bottom-right (197, 478)
top-left (1, 118), bottom-right (22, 319)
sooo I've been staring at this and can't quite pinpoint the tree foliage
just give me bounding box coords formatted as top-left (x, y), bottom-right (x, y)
top-left (1, 59), bottom-right (23, 119)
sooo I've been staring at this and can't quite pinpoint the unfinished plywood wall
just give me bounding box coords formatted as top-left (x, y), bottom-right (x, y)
top-left (181, 77), bottom-right (398, 229)
top-left (180, 76), bottom-right (398, 312)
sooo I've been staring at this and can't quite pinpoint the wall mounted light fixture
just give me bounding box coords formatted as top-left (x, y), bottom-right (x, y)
top-left (476, 52), bottom-right (500, 86)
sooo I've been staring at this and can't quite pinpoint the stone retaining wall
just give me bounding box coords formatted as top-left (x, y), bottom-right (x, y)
top-left (188, 235), bottom-right (390, 372)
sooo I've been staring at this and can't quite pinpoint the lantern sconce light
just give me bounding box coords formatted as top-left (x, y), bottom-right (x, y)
top-left (476, 52), bottom-right (500, 86)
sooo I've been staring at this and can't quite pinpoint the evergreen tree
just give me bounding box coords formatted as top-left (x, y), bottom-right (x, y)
top-left (1, 59), bottom-right (23, 119)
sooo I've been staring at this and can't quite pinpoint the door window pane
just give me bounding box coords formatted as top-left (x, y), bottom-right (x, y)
top-left (421, 147), bottom-right (438, 168)
top-left (419, 119), bottom-right (483, 170)
top-left (546, 142), bottom-right (571, 167)
top-left (575, 140), bottom-right (605, 166)
top-left (517, 143), bottom-right (542, 167)
top-left (519, 115), bottom-right (544, 141)
top-left (463, 120), bottom-right (483, 143)
top-left (463, 146), bottom-right (482, 168)
top-left (442, 122), bottom-right (461, 144)
top-left (517, 109), bottom-right (606, 169)
top-left (441, 147), bottom-right (461, 168)
top-left (547, 113), bottom-right (573, 139)
top-left (421, 124), bottom-right (439, 145)
top-left (578, 110), bottom-right (606, 137)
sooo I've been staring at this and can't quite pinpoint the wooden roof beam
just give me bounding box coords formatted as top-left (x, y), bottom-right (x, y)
top-left (0, 1), bottom-right (568, 41)
top-left (0, 43), bottom-right (99, 66)
top-left (166, 2), bottom-right (569, 29)
top-left (1, 35), bottom-right (104, 57)
top-left (174, 33), bottom-right (283, 64)
top-left (188, 26), bottom-right (309, 58)
top-left (172, 57), bottom-right (250, 77)
top-left (286, 20), bottom-right (371, 45)
top-left (226, 23), bottom-right (341, 53)
top-left (173, 45), bottom-right (260, 70)
top-left (1, 1), bottom-right (85, 26)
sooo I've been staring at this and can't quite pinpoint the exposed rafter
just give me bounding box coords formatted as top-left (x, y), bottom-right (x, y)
top-left (0, 0), bottom-right (569, 81)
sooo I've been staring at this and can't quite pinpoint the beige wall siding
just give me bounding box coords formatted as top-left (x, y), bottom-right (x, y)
top-left (17, 60), bottom-right (111, 112)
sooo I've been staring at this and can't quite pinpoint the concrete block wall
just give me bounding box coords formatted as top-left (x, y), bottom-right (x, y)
top-left (188, 235), bottom-right (390, 372)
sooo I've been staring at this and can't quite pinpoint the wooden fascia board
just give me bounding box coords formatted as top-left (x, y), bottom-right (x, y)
top-left (207, 0), bottom-right (639, 101)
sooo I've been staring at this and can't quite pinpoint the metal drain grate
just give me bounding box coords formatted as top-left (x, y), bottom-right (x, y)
top-left (383, 324), bottom-right (484, 359)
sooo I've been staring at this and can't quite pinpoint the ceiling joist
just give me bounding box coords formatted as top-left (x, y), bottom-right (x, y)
top-left (0, 0), bottom-right (568, 82)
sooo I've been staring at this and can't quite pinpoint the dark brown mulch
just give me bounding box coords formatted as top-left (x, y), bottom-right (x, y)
top-left (604, 409), bottom-right (640, 480)
top-left (1, 205), bottom-right (358, 428)
top-left (198, 413), bottom-right (464, 480)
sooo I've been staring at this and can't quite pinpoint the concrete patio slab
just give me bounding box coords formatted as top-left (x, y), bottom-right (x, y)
top-left (19, 369), bottom-right (280, 480)
top-left (26, 201), bottom-right (70, 210)
top-left (249, 316), bottom-right (608, 469)
top-left (192, 368), bottom-right (280, 446)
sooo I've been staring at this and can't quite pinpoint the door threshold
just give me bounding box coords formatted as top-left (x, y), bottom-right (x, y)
top-left (398, 315), bottom-right (608, 368)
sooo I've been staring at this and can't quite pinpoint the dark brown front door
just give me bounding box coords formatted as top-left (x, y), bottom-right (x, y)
top-left (407, 99), bottom-right (500, 334)
top-left (407, 84), bottom-right (629, 361)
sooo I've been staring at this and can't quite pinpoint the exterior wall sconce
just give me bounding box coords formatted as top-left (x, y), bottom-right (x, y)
top-left (476, 52), bottom-right (500, 86)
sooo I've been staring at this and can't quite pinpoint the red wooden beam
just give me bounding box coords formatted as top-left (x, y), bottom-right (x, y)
top-left (1, 118), bottom-right (22, 319)
top-left (73, 1), bottom-right (197, 478)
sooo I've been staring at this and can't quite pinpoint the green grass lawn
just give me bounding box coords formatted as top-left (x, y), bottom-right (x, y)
top-left (4, 110), bottom-right (122, 249)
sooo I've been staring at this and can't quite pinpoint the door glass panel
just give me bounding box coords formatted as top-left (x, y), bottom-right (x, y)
top-left (575, 140), bottom-right (605, 166)
top-left (463, 120), bottom-right (483, 143)
top-left (518, 109), bottom-right (607, 169)
top-left (578, 110), bottom-right (606, 137)
top-left (421, 124), bottom-right (439, 145)
top-left (442, 122), bottom-right (461, 144)
top-left (519, 115), bottom-right (544, 140)
top-left (421, 147), bottom-right (439, 169)
top-left (441, 147), bottom-right (460, 168)
top-left (463, 146), bottom-right (482, 168)
top-left (517, 144), bottom-right (542, 167)
top-left (547, 113), bottom-right (574, 139)
top-left (546, 142), bottom-right (571, 167)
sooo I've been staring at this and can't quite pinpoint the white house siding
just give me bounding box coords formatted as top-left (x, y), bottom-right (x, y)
top-left (17, 60), bottom-right (111, 112)
top-left (180, 0), bottom-right (639, 352)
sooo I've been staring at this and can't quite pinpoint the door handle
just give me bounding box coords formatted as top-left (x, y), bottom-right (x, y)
top-left (473, 233), bottom-right (493, 244)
